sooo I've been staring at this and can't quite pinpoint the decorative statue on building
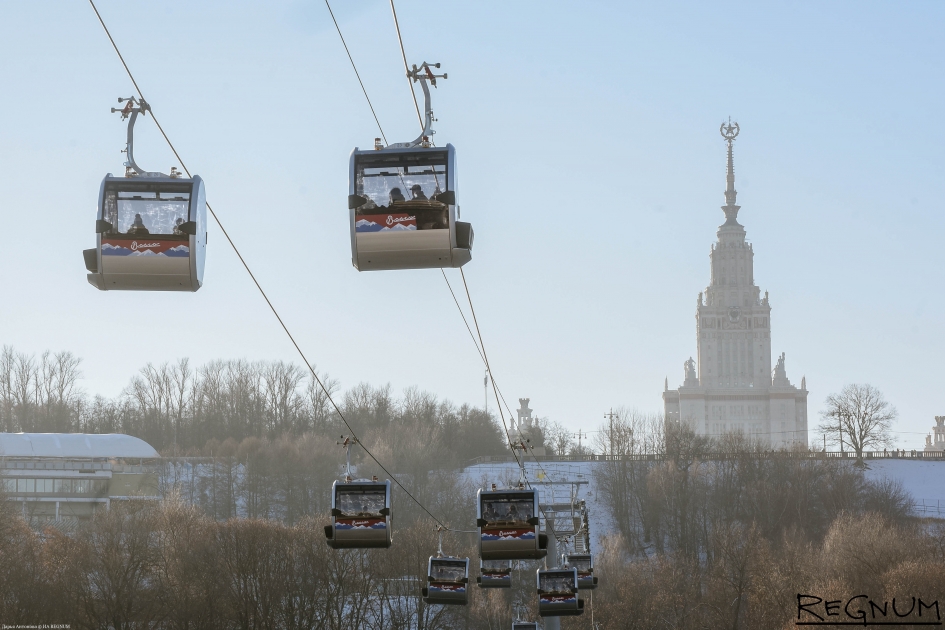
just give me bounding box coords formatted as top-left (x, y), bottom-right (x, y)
top-left (697, 291), bottom-right (703, 306)
top-left (684, 357), bottom-right (697, 383)
top-left (772, 352), bottom-right (789, 386)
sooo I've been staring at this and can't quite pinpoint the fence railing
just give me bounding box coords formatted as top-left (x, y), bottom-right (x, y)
top-left (468, 450), bottom-right (945, 465)
top-left (914, 499), bottom-right (945, 516)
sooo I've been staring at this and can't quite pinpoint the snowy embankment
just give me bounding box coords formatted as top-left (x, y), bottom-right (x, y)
top-left (461, 458), bottom-right (945, 551)
top-left (860, 460), bottom-right (945, 514)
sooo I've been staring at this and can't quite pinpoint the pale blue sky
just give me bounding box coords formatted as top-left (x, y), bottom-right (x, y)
top-left (0, 1), bottom-right (942, 447)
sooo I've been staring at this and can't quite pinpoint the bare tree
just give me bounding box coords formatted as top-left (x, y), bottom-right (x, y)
top-left (306, 365), bottom-right (340, 432)
top-left (818, 384), bottom-right (897, 461)
top-left (539, 419), bottom-right (574, 456)
top-left (0, 346), bottom-right (16, 431)
top-left (263, 361), bottom-right (305, 435)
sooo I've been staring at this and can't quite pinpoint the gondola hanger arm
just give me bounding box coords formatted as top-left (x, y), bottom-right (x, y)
top-left (384, 61), bottom-right (447, 149)
top-left (110, 96), bottom-right (169, 178)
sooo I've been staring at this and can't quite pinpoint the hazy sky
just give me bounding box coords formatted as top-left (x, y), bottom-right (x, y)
top-left (0, 1), bottom-right (942, 448)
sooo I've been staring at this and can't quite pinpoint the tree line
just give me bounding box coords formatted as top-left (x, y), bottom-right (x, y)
top-left (0, 346), bottom-right (516, 464)
top-left (2, 421), bottom-right (943, 629)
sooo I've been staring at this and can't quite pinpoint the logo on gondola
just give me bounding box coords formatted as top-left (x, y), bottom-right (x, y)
top-left (335, 518), bottom-right (386, 530)
top-left (102, 240), bottom-right (190, 257)
top-left (430, 584), bottom-right (466, 592)
top-left (482, 528), bottom-right (535, 541)
top-left (355, 213), bottom-right (417, 232)
top-left (541, 595), bottom-right (577, 603)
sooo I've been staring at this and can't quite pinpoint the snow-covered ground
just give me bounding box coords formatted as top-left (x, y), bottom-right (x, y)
top-left (860, 460), bottom-right (945, 512)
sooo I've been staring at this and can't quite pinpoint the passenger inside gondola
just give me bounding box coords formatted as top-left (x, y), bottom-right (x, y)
top-left (353, 153), bottom-right (449, 224)
top-left (110, 189), bottom-right (191, 237)
top-left (337, 489), bottom-right (386, 517)
top-left (482, 560), bottom-right (511, 574)
top-left (127, 213), bottom-right (150, 236)
top-left (540, 576), bottom-right (574, 595)
top-left (571, 557), bottom-right (591, 572)
top-left (410, 184), bottom-right (427, 200)
top-left (483, 499), bottom-right (533, 525)
top-left (431, 563), bottom-right (465, 582)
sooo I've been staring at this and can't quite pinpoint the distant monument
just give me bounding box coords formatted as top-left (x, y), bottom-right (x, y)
top-left (662, 121), bottom-right (809, 448)
top-left (517, 398), bottom-right (534, 430)
top-left (925, 416), bottom-right (945, 452)
top-left (514, 398), bottom-right (545, 455)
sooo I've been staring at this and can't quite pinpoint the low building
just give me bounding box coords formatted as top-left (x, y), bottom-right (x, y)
top-left (0, 433), bottom-right (160, 527)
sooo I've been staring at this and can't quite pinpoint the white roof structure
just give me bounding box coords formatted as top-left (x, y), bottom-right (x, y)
top-left (0, 433), bottom-right (159, 459)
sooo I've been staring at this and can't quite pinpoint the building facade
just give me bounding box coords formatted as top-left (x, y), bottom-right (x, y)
top-left (663, 122), bottom-right (808, 447)
top-left (0, 433), bottom-right (160, 527)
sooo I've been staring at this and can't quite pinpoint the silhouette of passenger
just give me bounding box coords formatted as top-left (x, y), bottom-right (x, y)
top-left (172, 217), bottom-right (185, 235)
top-left (410, 184), bottom-right (428, 200)
top-left (389, 187), bottom-right (405, 204)
top-left (127, 213), bottom-right (150, 236)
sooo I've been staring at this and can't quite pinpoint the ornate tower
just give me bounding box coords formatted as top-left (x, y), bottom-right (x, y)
top-left (696, 120), bottom-right (772, 389)
top-left (663, 122), bottom-right (809, 447)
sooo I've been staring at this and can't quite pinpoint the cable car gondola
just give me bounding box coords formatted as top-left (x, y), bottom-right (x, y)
top-left (85, 97), bottom-right (207, 291)
top-left (566, 553), bottom-right (598, 590)
top-left (422, 556), bottom-right (469, 606)
top-left (477, 486), bottom-right (547, 560)
top-left (349, 63), bottom-right (472, 271)
top-left (325, 478), bottom-right (392, 549)
top-left (325, 438), bottom-right (392, 549)
top-left (537, 568), bottom-right (584, 617)
top-left (477, 559), bottom-right (512, 588)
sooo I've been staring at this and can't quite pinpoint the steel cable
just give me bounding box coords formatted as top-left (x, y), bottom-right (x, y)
top-left (87, 0), bottom-right (451, 531)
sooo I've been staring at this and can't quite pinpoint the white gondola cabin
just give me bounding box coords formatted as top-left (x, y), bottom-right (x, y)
top-left (477, 559), bottom-right (512, 588)
top-left (477, 488), bottom-right (547, 561)
top-left (324, 479), bottom-right (391, 549)
top-left (537, 568), bottom-right (584, 617)
top-left (349, 144), bottom-right (471, 271)
top-left (422, 556), bottom-right (469, 606)
top-left (348, 62), bottom-right (472, 271)
top-left (84, 97), bottom-right (206, 291)
top-left (566, 553), bottom-right (598, 590)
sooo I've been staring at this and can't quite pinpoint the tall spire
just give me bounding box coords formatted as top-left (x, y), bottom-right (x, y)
top-left (720, 118), bottom-right (741, 225)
